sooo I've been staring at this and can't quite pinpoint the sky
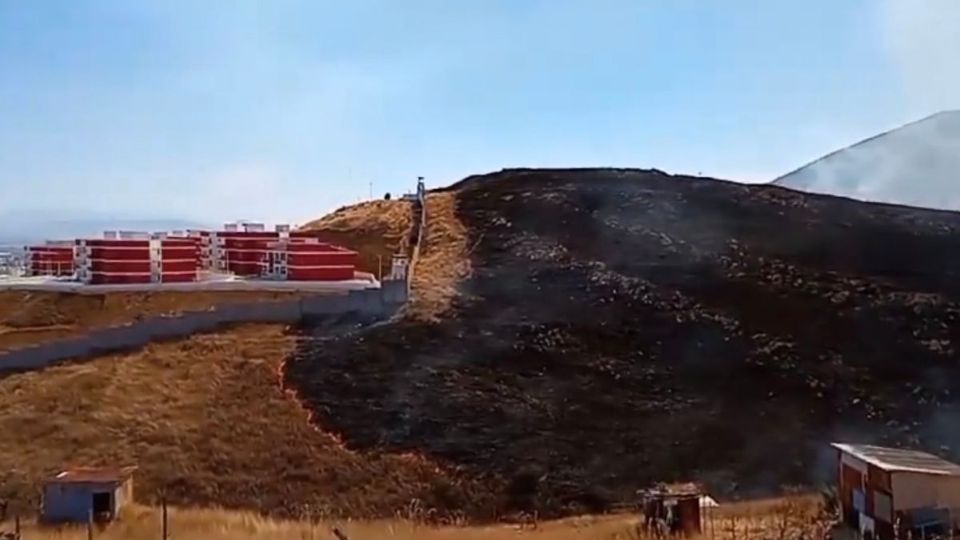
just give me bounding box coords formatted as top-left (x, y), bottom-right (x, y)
top-left (0, 0), bottom-right (958, 225)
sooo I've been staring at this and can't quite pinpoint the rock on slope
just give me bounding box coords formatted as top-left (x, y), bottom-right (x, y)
top-left (775, 111), bottom-right (960, 209)
top-left (286, 168), bottom-right (960, 517)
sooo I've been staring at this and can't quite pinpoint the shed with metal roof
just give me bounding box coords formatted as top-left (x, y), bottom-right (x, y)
top-left (41, 466), bottom-right (136, 523)
top-left (832, 443), bottom-right (960, 540)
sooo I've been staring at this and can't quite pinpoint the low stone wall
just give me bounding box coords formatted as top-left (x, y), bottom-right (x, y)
top-left (0, 287), bottom-right (402, 372)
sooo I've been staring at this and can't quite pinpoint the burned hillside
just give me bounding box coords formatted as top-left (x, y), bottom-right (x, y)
top-left (286, 168), bottom-right (960, 518)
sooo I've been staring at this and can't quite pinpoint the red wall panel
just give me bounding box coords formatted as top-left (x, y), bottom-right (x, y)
top-left (30, 262), bottom-right (74, 276)
top-left (159, 272), bottom-right (197, 283)
top-left (287, 266), bottom-right (355, 281)
top-left (161, 247), bottom-right (198, 259)
top-left (89, 260), bottom-right (152, 273)
top-left (87, 248), bottom-right (150, 260)
top-left (288, 252), bottom-right (357, 266)
top-left (160, 259), bottom-right (198, 272)
top-left (30, 261), bottom-right (74, 270)
top-left (29, 255), bottom-right (74, 264)
top-left (282, 242), bottom-right (337, 251)
top-left (228, 261), bottom-right (263, 276)
top-left (82, 240), bottom-right (149, 248)
top-left (227, 251), bottom-right (266, 263)
top-left (218, 231), bottom-right (279, 239)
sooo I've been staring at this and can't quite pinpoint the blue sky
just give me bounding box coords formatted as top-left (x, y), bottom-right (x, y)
top-left (0, 1), bottom-right (956, 225)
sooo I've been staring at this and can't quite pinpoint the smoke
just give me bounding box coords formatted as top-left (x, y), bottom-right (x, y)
top-left (773, 2), bottom-right (960, 209)
top-left (879, 0), bottom-right (960, 113)
top-left (776, 111), bottom-right (960, 209)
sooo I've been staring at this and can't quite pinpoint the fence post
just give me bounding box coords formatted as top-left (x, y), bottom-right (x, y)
top-left (87, 507), bottom-right (93, 540)
top-left (14, 515), bottom-right (20, 538)
top-left (162, 497), bottom-right (168, 540)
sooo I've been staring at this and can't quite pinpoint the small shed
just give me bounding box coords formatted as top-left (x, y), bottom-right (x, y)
top-left (639, 482), bottom-right (704, 536)
top-left (41, 466), bottom-right (136, 523)
top-left (833, 443), bottom-right (960, 540)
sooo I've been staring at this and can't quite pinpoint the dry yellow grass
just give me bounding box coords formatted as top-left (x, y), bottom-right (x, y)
top-left (300, 199), bottom-right (414, 276)
top-left (0, 290), bottom-right (299, 352)
top-left (0, 495), bottom-right (829, 540)
top-left (406, 192), bottom-right (471, 321)
top-left (0, 506), bottom-right (642, 540)
top-left (0, 324), bottom-right (482, 519)
top-left (700, 495), bottom-right (830, 540)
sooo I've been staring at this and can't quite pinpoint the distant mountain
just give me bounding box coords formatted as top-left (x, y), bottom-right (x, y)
top-left (774, 111), bottom-right (960, 210)
top-left (0, 211), bottom-right (209, 245)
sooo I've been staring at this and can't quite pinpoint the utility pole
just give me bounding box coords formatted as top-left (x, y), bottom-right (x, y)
top-left (162, 497), bottom-right (168, 540)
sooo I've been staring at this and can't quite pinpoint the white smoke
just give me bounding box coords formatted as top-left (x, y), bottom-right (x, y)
top-left (879, 0), bottom-right (960, 112)
top-left (773, 3), bottom-right (960, 210)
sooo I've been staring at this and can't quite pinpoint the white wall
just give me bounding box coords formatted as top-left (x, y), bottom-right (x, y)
top-left (891, 472), bottom-right (960, 511)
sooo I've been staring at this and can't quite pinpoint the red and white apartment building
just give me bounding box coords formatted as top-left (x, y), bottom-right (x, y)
top-left (24, 222), bottom-right (359, 285)
top-left (24, 242), bottom-right (75, 277)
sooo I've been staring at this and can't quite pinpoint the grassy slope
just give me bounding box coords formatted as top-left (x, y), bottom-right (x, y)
top-left (300, 199), bottom-right (414, 276)
top-left (0, 324), bottom-right (487, 518)
top-left (405, 192), bottom-right (471, 321)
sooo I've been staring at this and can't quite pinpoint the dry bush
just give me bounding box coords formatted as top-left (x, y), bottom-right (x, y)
top-left (406, 192), bottom-right (471, 321)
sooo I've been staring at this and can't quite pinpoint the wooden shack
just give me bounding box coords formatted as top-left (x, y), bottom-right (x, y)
top-left (640, 482), bottom-right (704, 536)
top-left (42, 466), bottom-right (136, 523)
top-left (833, 443), bottom-right (960, 539)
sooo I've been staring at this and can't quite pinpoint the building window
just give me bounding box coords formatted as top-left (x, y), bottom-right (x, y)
top-left (873, 491), bottom-right (893, 523)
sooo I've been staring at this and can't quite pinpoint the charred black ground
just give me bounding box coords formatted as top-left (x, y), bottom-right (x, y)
top-left (286, 168), bottom-right (960, 518)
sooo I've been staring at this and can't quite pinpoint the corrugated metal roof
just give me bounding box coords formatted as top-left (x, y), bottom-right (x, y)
top-left (47, 466), bottom-right (137, 484)
top-left (639, 482), bottom-right (704, 498)
top-left (832, 443), bottom-right (960, 476)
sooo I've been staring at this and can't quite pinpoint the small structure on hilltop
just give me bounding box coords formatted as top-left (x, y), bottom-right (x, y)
top-left (639, 482), bottom-right (704, 537)
top-left (402, 176), bottom-right (426, 201)
top-left (41, 466), bottom-right (136, 523)
top-left (833, 442), bottom-right (960, 540)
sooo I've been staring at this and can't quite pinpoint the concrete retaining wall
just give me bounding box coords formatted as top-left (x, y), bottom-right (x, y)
top-left (0, 288), bottom-right (399, 372)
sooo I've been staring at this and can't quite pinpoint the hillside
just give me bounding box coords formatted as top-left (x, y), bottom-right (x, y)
top-left (286, 168), bottom-right (960, 518)
top-left (300, 199), bottom-right (415, 275)
top-left (775, 111), bottom-right (960, 209)
top-left (0, 323), bottom-right (495, 519)
top-left (8, 169), bottom-right (960, 522)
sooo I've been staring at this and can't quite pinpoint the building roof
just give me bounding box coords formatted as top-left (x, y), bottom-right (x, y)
top-left (832, 443), bottom-right (960, 476)
top-left (47, 466), bottom-right (137, 484)
top-left (639, 482), bottom-right (704, 499)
